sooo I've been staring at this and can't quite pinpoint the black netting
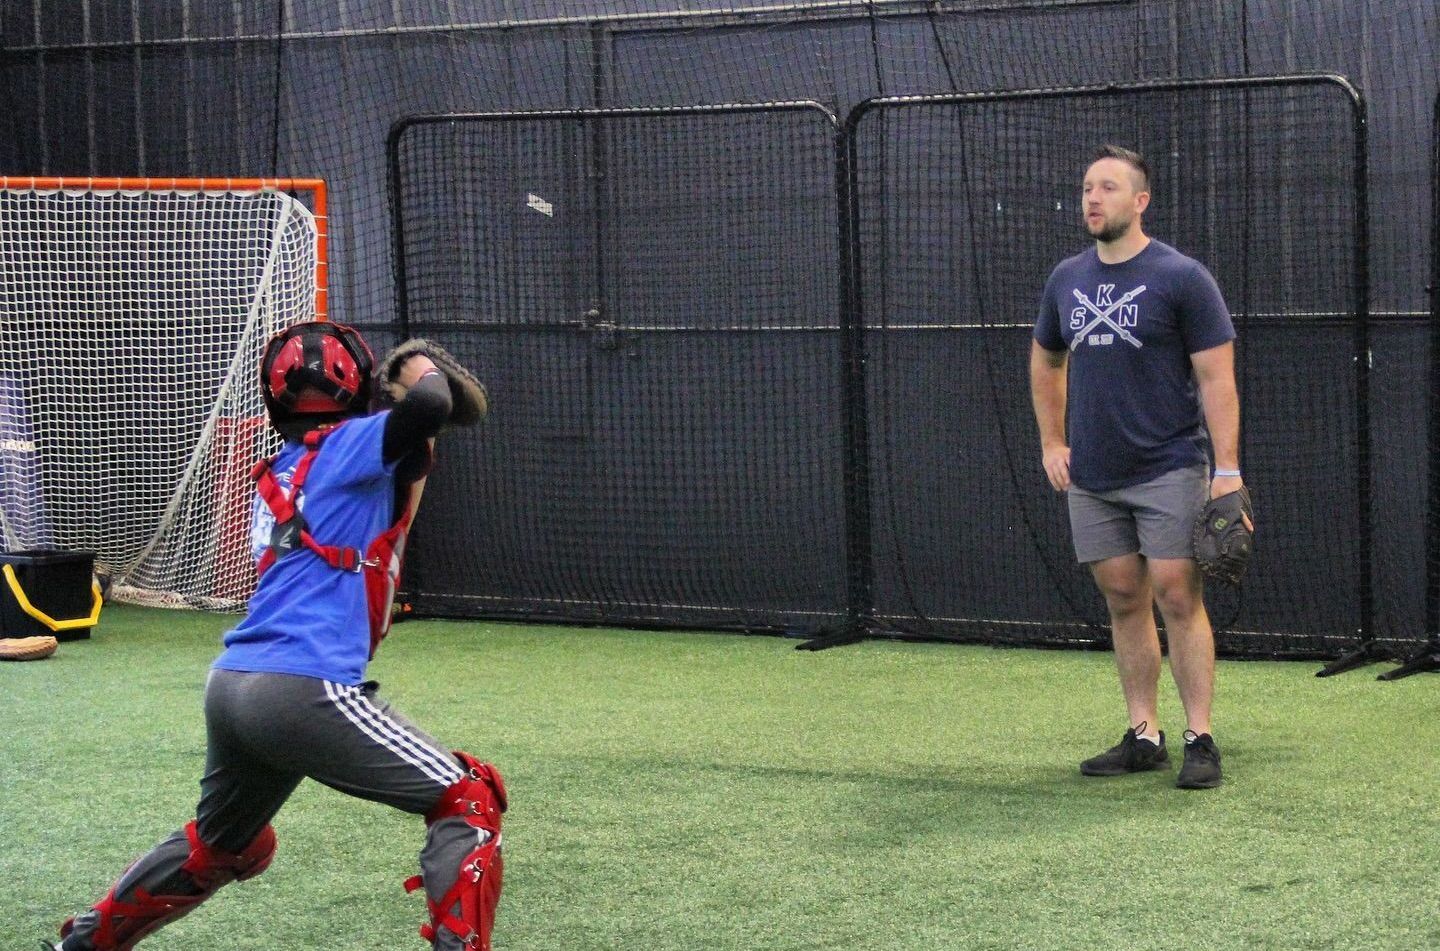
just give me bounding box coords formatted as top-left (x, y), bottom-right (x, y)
top-left (852, 81), bottom-right (1365, 657)
top-left (391, 106), bottom-right (845, 631)
top-left (1, 1), bottom-right (1438, 660)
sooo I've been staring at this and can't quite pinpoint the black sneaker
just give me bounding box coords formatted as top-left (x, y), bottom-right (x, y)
top-left (1079, 723), bottom-right (1169, 776)
top-left (1176, 731), bottom-right (1223, 789)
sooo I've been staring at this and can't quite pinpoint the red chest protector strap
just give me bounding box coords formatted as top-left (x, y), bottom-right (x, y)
top-left (251, 425), bottom-right (421, 657)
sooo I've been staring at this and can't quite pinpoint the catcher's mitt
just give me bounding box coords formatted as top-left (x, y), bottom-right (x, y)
top-left (0, 635), bottom-right (58, 661)
top-left (1193, 486), bottom-right (1254, 585)
top-left (378, 339), bottom-right (489, 425)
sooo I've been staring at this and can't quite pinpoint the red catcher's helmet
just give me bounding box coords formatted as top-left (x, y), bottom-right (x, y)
top-left (260, 321), bottom-right (374, 425)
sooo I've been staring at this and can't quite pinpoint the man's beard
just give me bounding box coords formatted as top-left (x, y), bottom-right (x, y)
top-left (1086, 213), bottom-right (1133, 244)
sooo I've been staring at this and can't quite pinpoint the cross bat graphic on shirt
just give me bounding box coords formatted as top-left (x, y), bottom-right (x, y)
top-left (1070, 286), bottom-right (1146, 350)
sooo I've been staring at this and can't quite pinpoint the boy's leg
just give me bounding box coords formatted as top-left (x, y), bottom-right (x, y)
top-left (235, 676), bottom-right (506, 951)
top-left (59, 671), bottom-right (505, 951)
top-left (56, 671), bottom-right (299, 950)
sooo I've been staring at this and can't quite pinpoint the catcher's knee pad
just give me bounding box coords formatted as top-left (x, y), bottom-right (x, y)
top-left (62, 820), bottom-right (276, 950)
top-left (405, 751), bottom-right (507, 950)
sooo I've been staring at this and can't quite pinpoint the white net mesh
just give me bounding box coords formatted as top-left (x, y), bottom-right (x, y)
top-left (0, 186), bottom-right (319, 610)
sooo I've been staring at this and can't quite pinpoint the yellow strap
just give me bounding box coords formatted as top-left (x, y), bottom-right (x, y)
top-left (2, 563), bottom-right (103, 631)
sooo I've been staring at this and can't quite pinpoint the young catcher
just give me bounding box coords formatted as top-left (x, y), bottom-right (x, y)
top-left (45, 320), bottom-right (506, 950)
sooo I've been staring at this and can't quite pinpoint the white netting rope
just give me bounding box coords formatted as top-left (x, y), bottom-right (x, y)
top-left (0, 187), bottom-right (317, 610)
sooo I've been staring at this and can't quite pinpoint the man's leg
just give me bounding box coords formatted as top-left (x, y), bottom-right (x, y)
top-left (1090, 553), bottom-right (1161, 731)
top-left (1074, 552), bottom-right (1172, 775)
top-left (1134, 464), bottom-right (1222, 788)
top-left (1069, 486), bottom-right (1169, 775)
top-left (1149, 557), bottom-right (1213, 735)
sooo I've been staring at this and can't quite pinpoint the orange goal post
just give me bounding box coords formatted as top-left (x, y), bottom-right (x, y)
top-left (0, 176), bottom-right (330, 610)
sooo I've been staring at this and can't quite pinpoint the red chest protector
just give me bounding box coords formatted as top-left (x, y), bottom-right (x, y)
top-left (250, 425), bottom-right (423, 659)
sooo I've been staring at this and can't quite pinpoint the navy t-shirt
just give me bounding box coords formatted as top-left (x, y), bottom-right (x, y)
top-left (1034, 239), bottom-right (1235, 492)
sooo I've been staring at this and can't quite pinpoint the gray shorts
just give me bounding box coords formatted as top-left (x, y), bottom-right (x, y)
top-left (1067, 464), bottom-right (1209, 564)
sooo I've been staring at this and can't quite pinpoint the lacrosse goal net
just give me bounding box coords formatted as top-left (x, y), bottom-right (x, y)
top-left (0, 176), bottom-right (327, 610)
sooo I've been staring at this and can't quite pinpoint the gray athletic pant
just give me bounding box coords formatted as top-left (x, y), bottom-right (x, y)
top-left (62, 669), bottom-right (479, 950)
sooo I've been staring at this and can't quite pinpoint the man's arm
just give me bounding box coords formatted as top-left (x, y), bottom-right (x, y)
top-left (1191, 341), bottom-right (1248, 512)
top-left (1030, 340), bottom-right (1070, 492)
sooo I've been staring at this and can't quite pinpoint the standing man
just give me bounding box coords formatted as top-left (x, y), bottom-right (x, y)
top-left (1030, 145), bottom-right (1250, 790)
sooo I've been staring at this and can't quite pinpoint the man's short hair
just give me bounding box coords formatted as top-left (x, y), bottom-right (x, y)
top-left (1090, 144), bottom-right (1151, 193)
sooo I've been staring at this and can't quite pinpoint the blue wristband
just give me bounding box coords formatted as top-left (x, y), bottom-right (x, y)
top-left (1213, 468), bottom-right (1241, 478)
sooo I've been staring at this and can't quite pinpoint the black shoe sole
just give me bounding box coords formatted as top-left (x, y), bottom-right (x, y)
top-left (1079, 759), bottom-right (1170, 777)
top-left (1176, 774), bottom-right (1222, 789)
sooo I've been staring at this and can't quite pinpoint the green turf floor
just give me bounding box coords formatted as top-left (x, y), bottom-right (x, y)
top-left (2, 604), bottom-right (1437, 950)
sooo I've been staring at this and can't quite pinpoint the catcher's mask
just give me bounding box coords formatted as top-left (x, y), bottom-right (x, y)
top-left (261, 320), bottom-right (374, 435)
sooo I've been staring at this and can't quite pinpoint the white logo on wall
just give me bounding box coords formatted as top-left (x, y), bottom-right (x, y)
top-left (1069, 283), bottom-right (1146, 349)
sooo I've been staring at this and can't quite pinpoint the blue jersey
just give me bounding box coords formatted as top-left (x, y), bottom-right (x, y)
top-left (214, 412), bottom-right (399, 685)
top-left (1034, 240), bottom-right (1235, 492)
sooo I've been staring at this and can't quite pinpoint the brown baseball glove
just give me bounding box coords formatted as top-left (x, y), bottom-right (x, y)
top-left (1193, 487), bottom-right (1254, 585)
top-left (378, 339), bottom-right (489, 425)
top-left (0, 635), bottom-right (59, 661)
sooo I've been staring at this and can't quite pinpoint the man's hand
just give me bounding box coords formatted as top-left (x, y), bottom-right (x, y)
top-left (1030, 341), bottom-right (1070, 493)
top-left (1043, 445), bottom-right (1072, 492)
top-left (1193, 485), bottom-right (1255, 584)
top-left (1210, 475), bottom-right (1252, 531)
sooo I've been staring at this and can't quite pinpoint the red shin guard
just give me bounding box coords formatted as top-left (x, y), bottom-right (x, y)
top-left (406, 752), bottom-right (507, 950)
top-left (61, 821), bottom-right (276, 950)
